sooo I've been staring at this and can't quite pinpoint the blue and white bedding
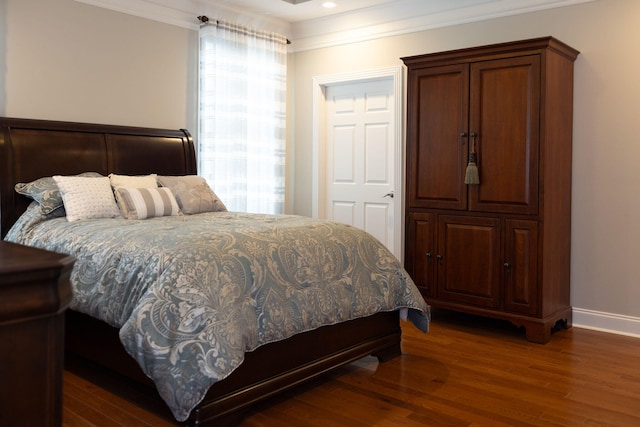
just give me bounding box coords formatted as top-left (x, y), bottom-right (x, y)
top-left (6, 203), bottom-right (429, 421)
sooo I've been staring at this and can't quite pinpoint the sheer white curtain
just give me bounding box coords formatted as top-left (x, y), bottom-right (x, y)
top-left (198, 21), bottom-right (287, 214)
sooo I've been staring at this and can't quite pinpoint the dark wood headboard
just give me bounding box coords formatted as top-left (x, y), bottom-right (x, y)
top-left (0, 117), bottom-right (197, 237)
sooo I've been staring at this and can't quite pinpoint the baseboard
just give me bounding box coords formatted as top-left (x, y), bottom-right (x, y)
top-left (572, 307), bottom-right (640, 339)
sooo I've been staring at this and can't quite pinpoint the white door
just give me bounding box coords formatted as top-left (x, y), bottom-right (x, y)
top-left (324, 77), bottom-right (397, 254)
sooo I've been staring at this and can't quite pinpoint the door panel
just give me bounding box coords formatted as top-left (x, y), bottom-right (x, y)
top-left (437, 215), bottom-right (501, 308)
top-left (364, 202), bottom-right (390, 247)
top-left (331, 201), bottom-right (355, 225)
top-left (468, 55), bottom-right (540, 214)
top-left (407, 64), bottom-right (469, 210)
top-left (504, 219), bottom-right (539, 315)
top-left (406, 212), bottom-right (435, 296)
top-left (332, 125), bottom-right (356, 183)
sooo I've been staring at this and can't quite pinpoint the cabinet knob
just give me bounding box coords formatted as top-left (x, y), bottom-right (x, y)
top-left (460, 132), bottom-right (467, 144)
top-left (436, 254), bottom-right (443, 260)
top-left (504, 262), bottom-right (511, 269)
top-left (426, 252), bottom-right (432, 258)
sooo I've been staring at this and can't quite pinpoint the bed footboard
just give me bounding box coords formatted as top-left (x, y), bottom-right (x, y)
top-left (65, 309), bottom-right (402, 425)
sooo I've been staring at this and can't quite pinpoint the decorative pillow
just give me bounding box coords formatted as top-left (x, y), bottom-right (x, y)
top-left (3, 201), bottom-right (66, 243)
top-left (108, 173), bottom-right (158, 189)
top-left (114, 187), bottom-right (181, 220)
top-left (109, 174), bottom-right (158, 218)
top-left (15, 172), bottom-right (103, 214)
top-left (52, 176), bottom-right (121, 222)
top-left (157, 175), bottom-right (227, 214)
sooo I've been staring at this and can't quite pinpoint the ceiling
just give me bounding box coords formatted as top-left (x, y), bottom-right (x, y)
top-left (200, 0), bottom-right (408, 23)
top-left (75, 0), bottom-right (596, 51)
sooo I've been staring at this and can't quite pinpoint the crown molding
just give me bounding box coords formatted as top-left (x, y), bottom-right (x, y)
top-left (75, 0), bottom-right (597, 52)
top-left (74, 0), bottom-right (292, 34)
top-left (75, 0), bottom-right (201, 30)
top-left (290, 0), bottom-right (597, 51)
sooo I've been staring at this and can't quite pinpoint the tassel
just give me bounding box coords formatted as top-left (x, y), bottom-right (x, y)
top-left (464, 151), bottom-right (480, 184)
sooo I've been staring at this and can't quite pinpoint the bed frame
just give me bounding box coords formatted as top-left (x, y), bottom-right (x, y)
top-left (0, 117), bottom-right (402, 425)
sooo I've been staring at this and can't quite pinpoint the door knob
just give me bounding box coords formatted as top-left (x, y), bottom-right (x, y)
top-left (383, 191), bottom-right (394, 198)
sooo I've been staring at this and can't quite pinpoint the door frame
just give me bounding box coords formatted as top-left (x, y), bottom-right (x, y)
top-left (311, 66), bottom-right (404, 259)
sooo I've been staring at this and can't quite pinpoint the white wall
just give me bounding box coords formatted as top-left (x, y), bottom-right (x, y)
top-left (291, 0), bottom-right (640, 333)
top-left (0, 0), bottom-right (197, 131)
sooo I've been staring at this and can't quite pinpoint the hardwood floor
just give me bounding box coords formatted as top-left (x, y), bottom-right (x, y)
top-left (63, 309), bottom-right (640, 426)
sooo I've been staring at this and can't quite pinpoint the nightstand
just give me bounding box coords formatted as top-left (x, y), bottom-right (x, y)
top-left (0, 241), bottom-right (75, 427)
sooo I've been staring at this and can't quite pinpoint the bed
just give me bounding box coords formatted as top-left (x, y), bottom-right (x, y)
top-left (0, 117), bottom-right (429, 425)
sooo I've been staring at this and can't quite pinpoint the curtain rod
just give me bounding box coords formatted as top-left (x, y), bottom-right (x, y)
top-left (197, 15), bottom-right (291, 45)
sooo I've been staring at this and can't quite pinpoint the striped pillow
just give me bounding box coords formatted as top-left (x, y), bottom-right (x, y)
top-left (109, 174), bottom-right (159, 219)
top-left (115, 187), bottom-right (180, 220)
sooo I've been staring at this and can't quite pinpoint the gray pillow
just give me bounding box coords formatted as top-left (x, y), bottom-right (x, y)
top-left (15, 172), bottom-right (103, 214)
top-left (157, 175), bottom-right (227, 214)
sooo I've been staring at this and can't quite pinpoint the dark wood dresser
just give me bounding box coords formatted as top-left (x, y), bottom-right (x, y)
top-left (0, 241), bottom-right (74, 426)
top-left (402, 37), bottom-right (579, 343)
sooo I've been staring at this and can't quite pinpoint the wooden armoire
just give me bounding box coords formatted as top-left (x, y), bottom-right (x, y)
top-left (402, 37), bottom-right (579, 343)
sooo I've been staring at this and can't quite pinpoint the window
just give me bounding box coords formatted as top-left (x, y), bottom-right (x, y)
top-left (198, 21), bottom-right (287, 214)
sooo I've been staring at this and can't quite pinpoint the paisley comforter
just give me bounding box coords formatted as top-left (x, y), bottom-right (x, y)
top-left (5, 204), bottom-right (429, 421)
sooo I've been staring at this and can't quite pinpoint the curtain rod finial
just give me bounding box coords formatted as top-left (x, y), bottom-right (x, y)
top-left (198, 15), bottom-right (209, 24)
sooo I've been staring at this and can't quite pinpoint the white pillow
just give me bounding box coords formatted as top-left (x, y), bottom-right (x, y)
top-left (108, 173), bottom-right (158, 189)
top-left (114, 187), bottom-right (180, 220)
top-left (52, 176), bottom-right (121, 222)
top-left (109, 174), bottom-right (158, 217)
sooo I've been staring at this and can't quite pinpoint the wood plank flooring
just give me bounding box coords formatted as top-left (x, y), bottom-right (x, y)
top-left (63, 309), bottom-right (640, 426)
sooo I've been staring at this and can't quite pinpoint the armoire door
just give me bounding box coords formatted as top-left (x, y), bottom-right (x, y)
top-left (406, 212), bottom-right (436, 296)
top-left (468, 55), bottom-right (540, 215)
top-left (504, 219), bottom-right (539, 315)
top-left (436, 215), bottom-right (501, 308)
top-left (406, 64), bottom-right (468, 210)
